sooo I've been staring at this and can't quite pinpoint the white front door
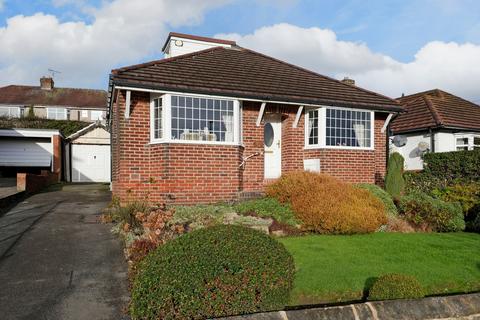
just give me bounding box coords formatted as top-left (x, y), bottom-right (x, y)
top-left (264, 114), bottom-right (282, 179)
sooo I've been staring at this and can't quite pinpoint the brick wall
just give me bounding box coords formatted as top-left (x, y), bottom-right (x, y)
top-left (111, 92), bottom-right (389, 204)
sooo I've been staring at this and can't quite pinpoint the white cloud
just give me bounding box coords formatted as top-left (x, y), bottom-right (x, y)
top-left (217, 23), bottom-right (480, 101)
top-left (0, 0), bottom-right (228, 88)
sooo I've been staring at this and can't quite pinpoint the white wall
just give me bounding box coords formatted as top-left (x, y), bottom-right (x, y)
top-left (435, 131), bottom-right (456, 152)
top-left (165, 37), bottom-right (232, 58)
top-left (390, 132), bottom-right (431, 170)
top-left (390, 130), bottom-right (475, 170)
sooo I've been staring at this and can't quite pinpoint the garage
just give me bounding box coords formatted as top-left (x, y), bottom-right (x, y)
top-left (0, 129), bottom-right (61, 177)
top-left (67, 122), bottom-right (111, 183)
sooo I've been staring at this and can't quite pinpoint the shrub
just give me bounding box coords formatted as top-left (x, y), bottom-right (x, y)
top-left (266, 171), bottom-right (387, 234)
top-left (171, 204), bottom-right (232, 230)
top-left (432, 183), bottom-right (480, 217)
top-left (130, 225), bottom-right (295, 319)
top-left (404, 170), bottom-right (444, 194)
top-left (398, 192), bottom-right (465, 232)
top-left (423, 149), bottom-right (480, 183)
top-left (466, 207), bottom-right (480, 233)
top-left (406, 150), bottom-right (480, 193)
top-left (234, 197), bottom-right (298, 226)
top-left (368, 274), bottom-right (425, 301)
top-left (357, 184), bottom-right (398, 217)
top-left (385, 152), bottom-right (405, 198)
top-left (127, 239), bottom-right (158, 280)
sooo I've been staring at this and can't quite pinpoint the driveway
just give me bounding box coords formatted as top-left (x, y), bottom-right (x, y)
top-left (0, 184), bottom-right (129, 320)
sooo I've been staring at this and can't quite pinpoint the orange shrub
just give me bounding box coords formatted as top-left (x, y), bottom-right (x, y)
top-left (266, 171), bottom-right (387, 234)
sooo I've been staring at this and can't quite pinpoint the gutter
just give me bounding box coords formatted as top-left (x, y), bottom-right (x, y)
top-left (111, 81), bottom-right (403, 113)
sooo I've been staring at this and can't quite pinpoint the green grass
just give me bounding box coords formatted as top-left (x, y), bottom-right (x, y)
top-left (279, 232), bottom-right (480, 305)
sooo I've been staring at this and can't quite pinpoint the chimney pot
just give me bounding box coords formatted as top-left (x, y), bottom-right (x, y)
top-left (40, 77), bottom-right (54, 90)
top-left (341, 77), bottom-right (355, 86)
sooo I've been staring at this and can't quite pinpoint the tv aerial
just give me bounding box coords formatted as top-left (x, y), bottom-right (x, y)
top-left (48, 68), bottom-right (62, 78)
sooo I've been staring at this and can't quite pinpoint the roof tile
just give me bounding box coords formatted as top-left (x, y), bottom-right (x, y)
top-left (111, 47), bottom-right (401, 112)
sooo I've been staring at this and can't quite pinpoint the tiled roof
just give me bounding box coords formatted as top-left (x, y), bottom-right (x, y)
top-left (111, 46), bottom-right (402, 112)
top-left (391, 89), bottom-right (480, 133)
top-left (0, 85), bottom-right (107, 109)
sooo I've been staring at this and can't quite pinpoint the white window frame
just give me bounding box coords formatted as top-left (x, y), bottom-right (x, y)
top-left (46, 107), bottom-right (67, 120)
top-left (0, 106), bottom-right (21, 118)
top-left (149, 93), bottom-right (241, 146)
top-left (304, 106), bottom-right (375, 150)
top-left (455, 133), bottom-right (480, 151)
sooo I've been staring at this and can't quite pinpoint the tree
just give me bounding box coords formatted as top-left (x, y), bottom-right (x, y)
top-left (385, 152), bottom-right (405, 198)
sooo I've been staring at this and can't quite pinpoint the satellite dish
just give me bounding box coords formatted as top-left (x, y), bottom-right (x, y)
top-left (418, 141), bottom-right (430, 152)
top-left (392, 135), bottom-right (407, 147)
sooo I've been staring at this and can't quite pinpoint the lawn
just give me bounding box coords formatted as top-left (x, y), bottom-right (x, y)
top-left (279, 232), bottom-right (480, 305)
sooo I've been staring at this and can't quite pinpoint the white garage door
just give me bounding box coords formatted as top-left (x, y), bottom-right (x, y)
top-left (0, 138), bottom-right (52, 167)
top-left (71, 144), bottom-right (110, 182)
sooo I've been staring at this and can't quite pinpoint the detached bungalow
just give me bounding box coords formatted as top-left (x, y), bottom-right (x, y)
top-left (108, 32), bottom-right (403, 204)
top-left (390, 89), bottom-right (480, 170)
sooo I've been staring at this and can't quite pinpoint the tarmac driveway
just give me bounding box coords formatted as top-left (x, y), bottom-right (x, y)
top-left (0, 184), bottom-right (129, 320)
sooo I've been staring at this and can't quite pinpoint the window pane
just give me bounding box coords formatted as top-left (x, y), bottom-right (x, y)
top-left (153, 98), bottom-right (162, 139)
top-left (307, 110), bottom-right (319, 145)
top-left (456, 137), bottom-right (468, 145)
top-left (325, 108), bottom-right (371, 148)
top-left (474, 136), bottom-right (480, 146)
top-left (170, 95), bottom-right (235, 142)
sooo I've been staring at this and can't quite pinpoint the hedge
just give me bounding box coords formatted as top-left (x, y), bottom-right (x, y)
top-left (406, 149), bottom-right (480, 192)
top-left (0, 116), bottom-right (91, 137)
top-left (130, 225), bottom-right (295, 319)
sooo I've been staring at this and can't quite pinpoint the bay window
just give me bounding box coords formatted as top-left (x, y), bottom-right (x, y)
top-left (306, 107), bottom-right (374, 149)
top-left (455, 134), bottom-right (480, 151)
top-left (150, 93), bottom-right (239, 144)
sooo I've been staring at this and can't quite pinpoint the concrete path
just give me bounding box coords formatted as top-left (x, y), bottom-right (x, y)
top-left (0, 184), bottom-right (129, 320)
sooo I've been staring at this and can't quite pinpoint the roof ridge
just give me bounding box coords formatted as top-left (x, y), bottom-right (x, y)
top-left (240, 47), bottom-right (399, 106)
top-left (423, 95), bottom-right (443, 126)
top-left (0, 84), bottom-right (106, 93)
top-left (397, 89), bottom-right (439, 101)
top-left (111, 47), bottom-right (225, 74)
top-left (435, 90), bottom-right (480, 108)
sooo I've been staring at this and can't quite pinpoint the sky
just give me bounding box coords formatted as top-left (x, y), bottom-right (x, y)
top-left (1, 0), bottom-right (480, 102)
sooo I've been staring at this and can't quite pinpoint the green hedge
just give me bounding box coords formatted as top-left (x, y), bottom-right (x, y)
top-left (423, 150), bottom-right (480, 182)
top-left (407, 150), bottom-right (480, 193)
top-left (130, 225), bottom-right (295, 319)
top-left (0, 116), bottom-right (91, 137)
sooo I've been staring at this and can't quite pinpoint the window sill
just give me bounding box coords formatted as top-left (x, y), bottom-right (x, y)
top-left (304, 145), bottom-right (374, 151)
top-left (149, 139), bottom-right (241, 147)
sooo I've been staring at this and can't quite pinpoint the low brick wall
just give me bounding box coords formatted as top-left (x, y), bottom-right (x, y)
top-left (219, 293), bottom-right (480, 320)
top-left (17, 171), bottom-right (59, 194)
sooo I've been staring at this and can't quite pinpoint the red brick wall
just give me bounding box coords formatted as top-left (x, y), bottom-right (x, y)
top-left (111, 92), bottom-right (388, 204)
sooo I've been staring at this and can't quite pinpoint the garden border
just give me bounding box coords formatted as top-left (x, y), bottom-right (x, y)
top-left (218, 292), bottom-right (480, 320)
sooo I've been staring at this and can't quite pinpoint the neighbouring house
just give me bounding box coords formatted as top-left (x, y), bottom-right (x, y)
top-left (108, 32), bottom-right (403, 204)
top-left (0, 77), bottom-right (107, 121)
top-left (390, 89), bottom-right (480, 170)
top-left (0, 78), bottom-right (110, 182)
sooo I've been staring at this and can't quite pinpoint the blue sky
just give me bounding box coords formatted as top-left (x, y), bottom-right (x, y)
top-left (1, 0), bottom-right (479, 100)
